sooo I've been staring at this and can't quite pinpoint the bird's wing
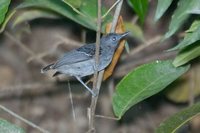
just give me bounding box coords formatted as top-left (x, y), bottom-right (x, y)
top-left (53, 43), bottom-right (98, 68)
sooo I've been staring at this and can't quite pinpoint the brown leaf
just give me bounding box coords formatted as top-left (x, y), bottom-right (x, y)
top-left (86, 16), bottom-right (126, 84)
top-left (103, 16), bottom-right (126, 80)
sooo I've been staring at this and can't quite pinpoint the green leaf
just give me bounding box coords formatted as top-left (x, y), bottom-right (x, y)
top-left (170, 20), bottom-right (200, 51)
top-left (0, 10), bottom-right (16, 33)
top-left (0, 0), bottom-right (11, 25)
top-left (62, 0), bottom-right (111, 30)
top-left (112, 60), bottom-right (189, 118)
top-left (164, 0), bottom-right (200, 39)
top-left (156, 102), bottom-right (200, 133)
top-left (154, 0), bottom-right (173, 21)
top-left (0, 119), bottom-right (25, 133)
top-left (188, 9), bottom-right (200, 14)
top-left (186, 20), bottom-right (200, 33)
top-left (128, 0), bottom-right (148, 24)
top-left (173, 42), bottom-right (200, 67)
top-left (17, 0), bottom-right (111, 32)
top-left (12, 8), bottom-right (61, 28)
top-left (62, 0), bottom-right (82, 9)
top-left (124, 22), bottom-right (145, 41)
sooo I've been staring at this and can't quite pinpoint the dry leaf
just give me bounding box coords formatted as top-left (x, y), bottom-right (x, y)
top-left (103, 16), bottom-right (126, 80)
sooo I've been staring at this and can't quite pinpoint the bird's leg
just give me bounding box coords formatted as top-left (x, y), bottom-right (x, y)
top-left (75, 76), bottom-right (97, 97)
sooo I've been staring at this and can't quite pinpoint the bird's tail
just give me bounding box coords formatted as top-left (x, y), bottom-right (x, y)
top-left (41, 63), bottom-right (54, 73)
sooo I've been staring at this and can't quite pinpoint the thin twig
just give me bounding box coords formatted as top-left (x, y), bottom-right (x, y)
top-left (89, 0), bottom-right (102, 132)
top-left (62, 0), bottom-right (87, 17)
top-left (0, 82), bottom-right (91, 99)
top-left (67, 81), bottom-right (76, 121)
top-left (95, 114), bottom-right (118, 120)
top-left (55, 34), bottom-right (82, 47)
top-left (101, 0), bottom-right (121, 19)
top-left (0, 105), bottom-right (49, 133)
top-left (110, 0), bottom-right (123, 33)
top-left (121, 35), bottom-right (162, 60)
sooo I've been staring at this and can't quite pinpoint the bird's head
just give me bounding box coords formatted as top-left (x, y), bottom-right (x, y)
top-left (101, 31), bottom-right (129, 48)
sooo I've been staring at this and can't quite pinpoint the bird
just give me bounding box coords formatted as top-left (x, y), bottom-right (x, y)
top-left (41, 32), bottom-right (129, 96)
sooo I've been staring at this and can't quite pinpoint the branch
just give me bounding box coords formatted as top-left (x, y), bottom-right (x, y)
top-left (88, 0), bottom-right (124, 132)
top-left (88, 0), bottom-right (102, 132)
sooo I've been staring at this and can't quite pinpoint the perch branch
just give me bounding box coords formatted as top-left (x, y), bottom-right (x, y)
top-left (88, 0), bottom-right (124, 132)
top-left (88, 0), bottom-right (102, 132)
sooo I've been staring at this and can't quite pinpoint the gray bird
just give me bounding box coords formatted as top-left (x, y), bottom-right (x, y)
top-left (41, 32), bottom-right (129, 96)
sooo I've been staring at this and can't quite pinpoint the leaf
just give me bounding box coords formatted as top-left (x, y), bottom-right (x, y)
top-left (164, 0), bottom-right (200, 39)
top-left (17, 0), bottom-right (111, 32)
top-left (103, 16), bottom-right (126, 80)
top-left (128, 0), bottom-right (148, 24)
top-left (188, 9), bottom-right (200, 14)
top-left (186, 20), bottom-right (200, 33)
top-left (156, 102), bottom-right (200, 133)
top-left (112, 60), bottom-right (190, 118)
top-left (0, 119), bottom-right (25, 133)
top-left (0, 10), bottom-right (16, 33)
top-left (124, 22), bottom-right (144, 41)
top-left (12, 8), bottom-right (61, 28)
top-left (173, 42), bottom-right (200, 67)
top-left (165, 62), bottom-right (200, 103)
top-left (170, 20), bottom-right (200, 51)
top-left (0, 0), bottom-right (11, 25)
top-left (62, 0), bottom-right (82, 9)
top-left (154, 0), bottom-right (173, 21)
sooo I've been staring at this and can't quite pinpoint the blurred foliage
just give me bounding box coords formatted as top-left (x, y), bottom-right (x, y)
top-left (12, 8), bottom-right (61, 28)
top-left (127, 0), bottom-right (148, 24)
top-left (4, 0), bottom-right (112, 32)
top-left (0, 0), bottom-right (11, 25)
top-left (0, 119), bottom-right (25, 133)
top-left (166, 62), bottom-right (200, 103)
top-left (154, 0), bottom-right (173, 21)
top-left (156, 102), bottom-right (200, 133)
top-left (173, 42), bottom-right (200, 67)
top-left (171, 20), bottom-right (200, 51)
top-left (124, 22), bottom-right (144, 41)
top-left (160, 0), bottom-right (200, 39)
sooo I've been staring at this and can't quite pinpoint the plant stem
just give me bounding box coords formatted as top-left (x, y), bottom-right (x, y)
top-left (88, 0), bottom-right (124, 132)
top-left (89, 0), bottom-right (102, 132)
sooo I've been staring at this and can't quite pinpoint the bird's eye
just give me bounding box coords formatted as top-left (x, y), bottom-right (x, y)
top-left (112, 37), bottom-right (116, 41)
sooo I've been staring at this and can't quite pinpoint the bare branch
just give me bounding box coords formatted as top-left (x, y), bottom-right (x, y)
top-left (89, 0), bottom-right (102, 132)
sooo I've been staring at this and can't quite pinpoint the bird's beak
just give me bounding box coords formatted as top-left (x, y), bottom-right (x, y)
top-left (119, 31), bottom-right (130, 39)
